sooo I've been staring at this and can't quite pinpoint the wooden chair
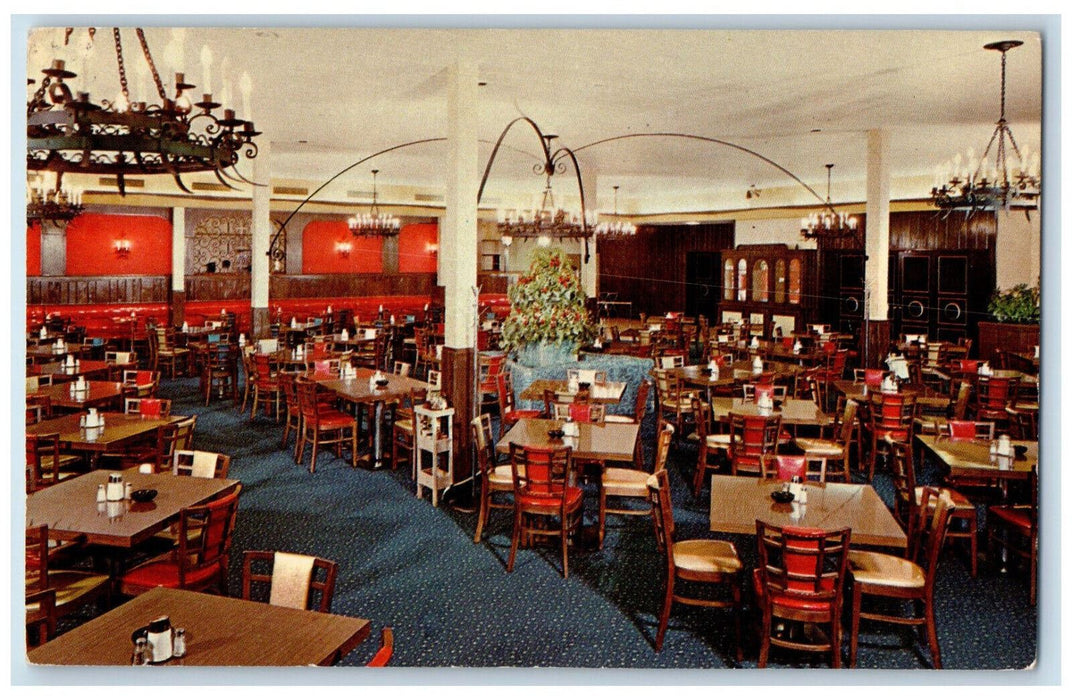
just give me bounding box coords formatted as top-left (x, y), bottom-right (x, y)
top-left (741, 383), bottom-right (788, 401)
top-left (652, 368), bottom-right (697, 440)
top-left (915, 381), bottom-right (971, 436)
top-left (25, 588), bottom-right (57, 649)
top-left (971, 376), bottom-right (1020, 431)
top-left (391, 387), bottom-right (428, 474)
top-left (863, 392), bottom-right (916, 481)
top-left (691, 398), bottom-right (730, 496)
top-left (550, 400), bottom-right (605, 424)
top-left (853, 368), bottom-right (889, 385)
top-left (762, 454), bottom-right (828, 482)
top-left (1006, 406), bottom-right (1038, 441)
top-left (599, 421), bottom-right (673, 549)
top-left (202, 343), bottom-right (238, 406)
top-left (506, 443), bottom-right (583, 578)
top-left (239, 347), bottom-right (257, 413)
top-left (566, 368), bottom-right (609, 385)
top-left (295, 377), bottom-right (358, 473)
top-left (120, 485), bottom-right (242, 597)
top-left (122, 369), bottom-right (159, 398)
top-left (754, 522), bottom-right (852, 668)
top-left (477, 353), bottom-right (506, 414)
top-left (25, 525), bottom-right (110, 641)
top-left (173, 449), bottom-right (232, 479)
top-left (605, 378), bottom-right (652, 425)
top-left (123, 397), bottom-right (172, 418)
top-left (727, 412), bottom-right (781, 477)
top-left (250, 353), bottom-right (284, 421)
top-left (26, 433), bottom-right (80, 493)
top-left (496, 371), bottom-right (542, 441)
top-left (647, 467), bottom-right (742, 656)
top-left (366, 628), bottom-right (394, 667)
top-left (472, 413), bottom-right (513, 543)
top-left (152, 327), bottom-right (190, 378)
top-left (793, 398), bottom-right (857, 482)
top-left (887, 438), bottom-right (978, 576)
top-left (987, 465), bottom-right (1038, 605)
top-left (280, 372), bottom-right (303, 460)
top-left (241, 550), bottom-right (338, 612)
top-left (848, 487), bottom-right (953, 668)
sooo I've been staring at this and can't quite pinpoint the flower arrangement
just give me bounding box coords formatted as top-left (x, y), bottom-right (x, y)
top-left (988, 283), bottom-right (1040, 324)
top-left (501, 247), bottom-right (596, 355)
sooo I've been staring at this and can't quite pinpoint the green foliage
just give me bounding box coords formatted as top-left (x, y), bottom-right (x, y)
top-left (988, 283), bottom-right (1040, 324)
top-left (500, 247), bottom-right (596, 351)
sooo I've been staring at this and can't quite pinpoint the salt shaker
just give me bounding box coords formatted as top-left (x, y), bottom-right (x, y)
top-left (124, 482), bottom-right (133, 500)
top-left (172, 628), bottom-right (187, 658)
top-left (131, 637), bottom-right (152, 665)
top-left (96, 484), bottom-right (107, 503)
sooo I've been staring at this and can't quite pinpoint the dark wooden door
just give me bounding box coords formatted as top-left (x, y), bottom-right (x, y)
top-left (685, 251), bottom-right (721, 319)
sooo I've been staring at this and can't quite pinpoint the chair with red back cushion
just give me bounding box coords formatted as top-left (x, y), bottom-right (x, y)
top-left (496, 371), bottom-right (542, 441)
top-left (120, 485), bottom-right (242, 597)
top-left (477, 353), bottom-right (506, 413)
top-left (987, 465), bottom-right (1038, 605)
top-left (762, 454), bottom-right (827, 482)
top-left (971, 376), bottom-right (1020, 428)
top-left (122, 370), bottom-right (159, 398)
top-left (646, 467), bottom-right (742, 657)
top-left (506, 443), bottom-right (583, 578)
top-left (295, 377), bottom-right (357, 473)
top-left (365, 628), bottom-right (394, 666)
top-left (864, 392), bottom-right (916, 481)
top-left (250, 353), bottom-right (284, 421)
top-left (946, 420), bottom-right (995, 441)
top-left (754, 521), bottom-right (851, 668)
top-left (727, 413), bottom-right (781, 477)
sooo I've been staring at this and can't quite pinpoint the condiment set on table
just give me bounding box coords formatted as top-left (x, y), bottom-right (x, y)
top-left (80, 406), bottom-right (104, 440)
top-left (62, 352), bottom-right (80, 373)
top-left (131, 616), bottom-right (186, 665)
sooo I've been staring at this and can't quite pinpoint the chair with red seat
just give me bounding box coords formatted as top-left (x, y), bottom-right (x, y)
top-left (250, 353), bottom-right (284, 421)
top-left (26, 525), bottom-right (110, 642)
top-left (754, 521), bottom-right (852, 668)
top-left (279, 372), bottom-right (303, 460)
top-left (123, 397), bottom-right (172, 418)
top-left (496, 371), bottom-right (542, 440)
top-left (472, 413), bottom-right (514, 543)
top-left (848, 487), bottom-right (953, 668)
top-left (506, 443), bottom-right (583, 578)
top-left (987, 465), bottom-right (1038, 605)
top-left (119, 485), bottom-right (242, 597)
top-left (971, 375), bottom-right (1020, 429)
top-left (647, 467), bottom-right (743, 656)
top-left (295, 377), bottom-right (358, 473)
top-left (365, 628), bottom-right (395, 666)
top-left (863, 392), bottom-right (916, 481)
top-left (727, 412), bottom-right (781, 477)
top-left (853, 368), bottom-right (888, 386)
top-left (122, 369), bottom-right (159, 398)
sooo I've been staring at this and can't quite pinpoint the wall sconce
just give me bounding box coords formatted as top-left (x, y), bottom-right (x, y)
top-left (114, 239), bottom-right (132, 257)
top-left (425, 242), bottom-right (439, 254)
top-left (335, 241), bottom-right (352, 257)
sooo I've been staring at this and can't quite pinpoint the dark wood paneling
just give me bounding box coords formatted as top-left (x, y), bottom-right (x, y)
top-left (185, 274), bottom-right (251, 301)
top-left (819, 211), bottom-right (996, 252)
top-left (268, 273), bottom-right (438, 299)
top-left (598, 223), bottom-right (734, 317)
top-left (27, 276), bottom-right (169, 305)
top-left (477, 274), bottom-right (509, 295)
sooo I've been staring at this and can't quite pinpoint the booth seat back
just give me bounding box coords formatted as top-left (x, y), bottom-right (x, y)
top-left (183, 300), bottom-right (252, 335)
top-left (27, 303), bottom-right (168, 338)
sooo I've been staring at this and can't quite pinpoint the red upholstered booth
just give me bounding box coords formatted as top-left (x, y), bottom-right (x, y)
top-left (27, 303), bottom-right (169, 338)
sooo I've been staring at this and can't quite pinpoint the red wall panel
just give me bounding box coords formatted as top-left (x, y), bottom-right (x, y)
top-left (398, 222), bottom-right (438, 273)
top-left (65, 213), bottom-right (172, 276)
top-left (27, 222), bottom-right (42, 276)
top-left (302, 221), bottom-right (383, 273)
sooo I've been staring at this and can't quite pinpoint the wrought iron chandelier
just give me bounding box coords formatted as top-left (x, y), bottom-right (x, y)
top-left (930, 40), bottom-right (1040, 216)
top-left (800, 163), bottom-right (858, 240)
top-left (594, 185), bottom-right (637, 238)
top-left (496, 134), bottom-right (590, 244)
top-left (27, 27), bottom-right (260, 196)
top-left (26, 174), bottom-right (84, 226)
top-left (348, 169), bottom-right (400, 237)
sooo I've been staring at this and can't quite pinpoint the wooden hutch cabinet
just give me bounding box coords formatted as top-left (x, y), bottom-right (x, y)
top-left (717, 244), bottom-right (817, 337)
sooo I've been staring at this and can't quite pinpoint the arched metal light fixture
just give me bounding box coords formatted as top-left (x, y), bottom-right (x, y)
top-left (27, 27), bottom-right (260, 196)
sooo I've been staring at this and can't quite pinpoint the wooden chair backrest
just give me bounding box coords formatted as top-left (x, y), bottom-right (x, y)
top-left (241, 550), bottom-right (338, 613)
top-left (755, 521), bottom-right (850, 601)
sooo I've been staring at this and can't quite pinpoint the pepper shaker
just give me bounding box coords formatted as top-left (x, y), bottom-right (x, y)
top-left (172, 628), bottom-right (187, 658)
top-left (124, 482), bottom-right (133, 500)
top-left (96, 484), bottom-right (106, 503)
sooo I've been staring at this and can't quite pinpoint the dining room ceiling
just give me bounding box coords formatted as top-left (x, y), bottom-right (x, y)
top-left (24, 24), bottom-right (1044, 216)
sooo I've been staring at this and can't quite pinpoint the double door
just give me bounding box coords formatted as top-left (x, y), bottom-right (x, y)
top-left (896, 250), bottom-right (992, 344)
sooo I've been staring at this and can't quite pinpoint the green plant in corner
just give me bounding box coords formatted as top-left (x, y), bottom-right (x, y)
top-left (987, 283), bottom-right (1040, 324)
top-left (501, 247), bottom-right (597, 354)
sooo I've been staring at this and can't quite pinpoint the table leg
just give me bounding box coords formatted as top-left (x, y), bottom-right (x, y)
top-left (372, 401), bottom-right (385, 470)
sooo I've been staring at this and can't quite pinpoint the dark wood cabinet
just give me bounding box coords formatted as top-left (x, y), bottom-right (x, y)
top-left (717, 244), bottom-right (817, 336)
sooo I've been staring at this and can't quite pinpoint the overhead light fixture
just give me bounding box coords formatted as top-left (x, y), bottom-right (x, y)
top-left (27, 27), bottom-right (260, 196)
top-left (930, 40), bottom-right (1040, 216)
top-left (800, 163), bottom-right (858, 240)
top-left (348, 169), bottom-right (400, 237)
top-left (26, 173), bottom-right (84, 226)
top-left (496, 134), bottom-right (590, 242)
top-left (594, 185), bottom-right (636, 238)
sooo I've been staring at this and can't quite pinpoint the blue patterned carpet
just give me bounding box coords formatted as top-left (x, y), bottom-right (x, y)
top-left (107, 376), bottom-right (1037, 671)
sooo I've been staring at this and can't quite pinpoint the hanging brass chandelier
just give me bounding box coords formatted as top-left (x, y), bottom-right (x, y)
top-left (930, 40), bottom-right (1040, 216)
top-left (594, 185), bottom-right (636, 238)
top-left (27, 27), bottom-right (259, 196)
top-left (496, 134), bottom-right (590, 245)
top-left (26, 173), bottom-right (84, 226)
top-left (800, 163), bottom-right (858, 240)
top-left (348, 169), bottom-right (400, 237)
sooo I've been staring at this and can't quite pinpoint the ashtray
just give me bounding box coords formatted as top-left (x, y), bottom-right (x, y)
top-left (131, 489), bottom-right (158, 503)
top-left (578, 382), bottom-right (591, 391)
top-left (547, 429), bottom-right (565, 440)
top-left (700, 367), bottom-right (713, 375)
top-left (1013, 445), bottom-right (1029, 459)
top-left (770, 490), bottom-right (795, 504)
top-left (375, 379), bottom-right (390, 388)
top-left (773, 399), bottom-right (784, 409)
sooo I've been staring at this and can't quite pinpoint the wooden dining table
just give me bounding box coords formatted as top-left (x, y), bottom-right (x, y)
top-left (915, 435), bottom-right (1038, 483)
top-left (496, 417), bottom-right (640, 464)
top-left (668, 360), bottom-right (805, 395)
top-left (33, 359), bottom-right (117, 382)
top-left (26, 411), bottom-right (182, 470)
top-left (27, 587), bottom-right (370, 666)
top-left (519, 378), bottom-right (627, 404)
top-left (708, 397), bottom-right (833, 428)
top-left (319, 368), bottom-right (433, 469)
top-left (26, 467), bottom-right (238, 549)
top-left (830, 380), bottom-right (952, 410)
top-left (29, 380), bottom-right (127, 413)
top-left (708, 475), bottom-right (907, 549)
top-left (27, 343), bottom-right (86, 363)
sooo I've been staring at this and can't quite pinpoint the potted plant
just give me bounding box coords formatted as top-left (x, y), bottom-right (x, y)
top-left (501, 247), bottom-right (597, 366)
top-left (978, 282), bottom-right (1040, 363)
